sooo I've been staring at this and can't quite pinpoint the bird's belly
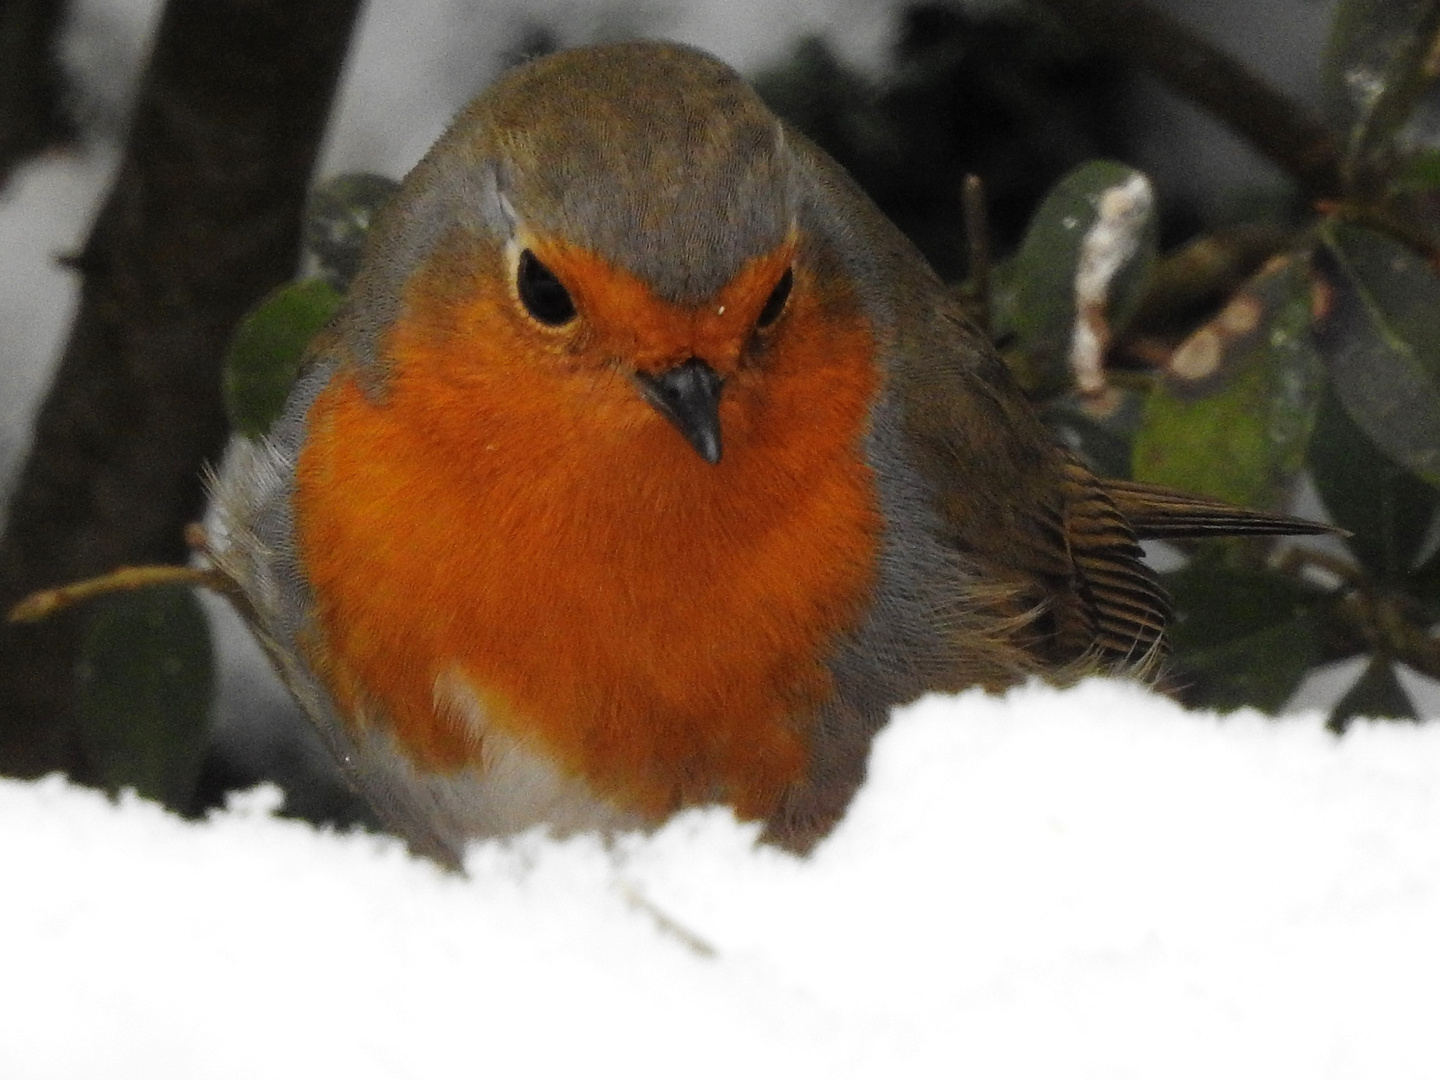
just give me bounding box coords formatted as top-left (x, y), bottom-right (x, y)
top-left (294, 363), bottom-right (883, 826)
top-left (406, 670), bottom-right (647, 839)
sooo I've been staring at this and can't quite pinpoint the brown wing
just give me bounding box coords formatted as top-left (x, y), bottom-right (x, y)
top-left (896, 315), bottom-right (1172, 673)
top-left (1050, 458), bottom-right (1171, 665)
top-left (891, 279), bottom-right (1343, 675)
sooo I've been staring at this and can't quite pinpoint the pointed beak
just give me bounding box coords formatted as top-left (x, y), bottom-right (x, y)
top-left (634, 357), bottom-right (724, 465)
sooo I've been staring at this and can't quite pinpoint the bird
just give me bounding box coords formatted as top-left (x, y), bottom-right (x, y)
top-left (206, 41), bottom-right (1325, 868)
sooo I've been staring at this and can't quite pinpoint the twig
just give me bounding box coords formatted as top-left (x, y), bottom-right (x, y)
top-left (1325, 200), bottom-right (1440, 272)
top-left (1131, 223), bottom-right (1294, 331)
top-left (1275, 545), bottom-right (1366, 590)
top-left (0, 0), bottom-right (362, 777)
top-left (617, 880), bottom-right (717, 958)
top-left (8, 565), bottom-right (237, 624)
top-left (1274, 547), bottom-right (1440, 680)
top-left (1331, 588), bottom-right (1440, 683)
top-left (962, 174), bottom-right (992, 338)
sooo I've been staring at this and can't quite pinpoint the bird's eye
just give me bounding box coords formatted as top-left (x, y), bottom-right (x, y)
top-left (517, 249), bottom-right (576, 326)
top-left (756, 267), bottom-right (794, 329)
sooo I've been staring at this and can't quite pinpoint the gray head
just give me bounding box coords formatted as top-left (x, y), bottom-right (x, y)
top-left (328, 41), bottom-right (813, 454)
top-left (449, 41), bottom-right (796, 305)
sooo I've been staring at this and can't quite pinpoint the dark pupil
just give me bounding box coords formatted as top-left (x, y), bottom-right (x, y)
top-left (756, 267), bottom-right (793, 328)
top-left (517, 250), bottom-right (576, 326)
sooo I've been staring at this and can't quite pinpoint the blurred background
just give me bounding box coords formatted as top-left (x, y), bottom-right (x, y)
top-left (2, 0), bottom-right (1338, 497)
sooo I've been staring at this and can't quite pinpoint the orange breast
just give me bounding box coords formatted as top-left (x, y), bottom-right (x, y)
top-left (293, 241), bottom-right (883, 821)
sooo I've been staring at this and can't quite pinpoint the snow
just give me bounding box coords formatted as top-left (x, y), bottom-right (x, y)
top-left (3, 679), bottom-right (1437, 1078)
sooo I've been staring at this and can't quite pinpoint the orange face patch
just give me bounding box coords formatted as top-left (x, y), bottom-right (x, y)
top-left (293, 228), bottom-right (883, 822)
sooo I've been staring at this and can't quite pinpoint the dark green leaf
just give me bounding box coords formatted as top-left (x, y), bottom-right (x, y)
top-left (1132, 254), bottom-right (1323, 509)
top-left (1405, 551), bottom-right (1440, 611)
top-left (1164, 561), bottom-right (1328, 713)
top-left (1394, 148), bottom-right (1440, 192)
top-left (1380, 189), bottom-right (1440, 268)
top-left (1004, 160), bottom-right (1157, 392)
top-left (1171, 616), bottom-right (1323, 715)
top-left (1311, 385), bottom-right (1440, 581)
top-left (223, 278), bottom-right (342, 438)
top-left (76, 586), bottom-right (215, 809)
top-left (1329, 656), bottom-right (1418, 731)
top-left (1164, 561), bottom-right (1329, 651)
top-left (304, 172), bottom-right (400, 292)
top-left (1315, 222), bottom-right (1440, 486)
top-left (1322, 0), bottom-right (1410, 133)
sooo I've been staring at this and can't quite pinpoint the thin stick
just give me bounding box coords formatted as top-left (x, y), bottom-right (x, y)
top-left (962, 174), bottom-right (993, 338)
top-left (8, 565), bottom-right (234, 623)
top-left (617, 881), bottom-right (718, 958)
top-left (1274, 545), bottom-right (1366, 590)
top-left (1032, 0), bottom-right (1342, 199)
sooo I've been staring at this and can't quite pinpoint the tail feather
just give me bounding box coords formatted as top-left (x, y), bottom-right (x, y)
top-left (1100, 478), bottom-right (1340, 541)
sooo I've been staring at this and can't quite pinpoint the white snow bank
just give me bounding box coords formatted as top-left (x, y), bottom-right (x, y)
top-left (3, 678), bottom-right (1437, 1078)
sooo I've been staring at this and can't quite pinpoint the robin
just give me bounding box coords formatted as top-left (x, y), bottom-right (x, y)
top-left (206, 41), bottom-right (1321, 867)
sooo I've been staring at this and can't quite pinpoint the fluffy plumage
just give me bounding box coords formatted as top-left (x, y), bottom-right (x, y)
top-left (209, 42), bottom-right (1326, 868)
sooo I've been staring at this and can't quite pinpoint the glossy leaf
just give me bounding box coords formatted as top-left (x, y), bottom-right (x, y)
top-left (1400, 542), bottom-right (1440, 614)
top-left (1315, 222), bottom-right (1440, 487)
top-left (76, 586), bottom-right (215, 809)
top-left (1132, 254), bottom-right (1323, 509)
top-left (1164, 561), bottom-right (1327, 713)
top-left (223, 278), bottom-right (342, 438)
top-left (1005, 160), bottom-right (1158, 392)
top-left (1171, 617), bottom-right (1323, 715)
top-left (1322, 0), bottom-right (1440, 196)
top-left (1322, 0), bottom-right (1413, 132)
top-left (1164, 561), bottom-right (1329, 651)
top-left (1381, 188), bottom-right (1440, 270)
top-left (304, 172), bottom-right (400, 291)
top-left (1395, 147), bottom-right (1440, 191)
top-left (1328, 657), bottom-right (1418, 732)
top-left (1310, 385), bottom-right (1440, 582)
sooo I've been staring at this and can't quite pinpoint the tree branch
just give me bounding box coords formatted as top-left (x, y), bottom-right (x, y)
top-left (1031, 0), bottom-right (1343, 199)
top-left (0, 0), bottom-right (75, 185)
top-left (0, 0), bottom-right (363, 777)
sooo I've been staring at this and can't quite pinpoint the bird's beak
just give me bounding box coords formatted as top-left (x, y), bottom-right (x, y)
top-left (634, 357), bottom-right (724, 465)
